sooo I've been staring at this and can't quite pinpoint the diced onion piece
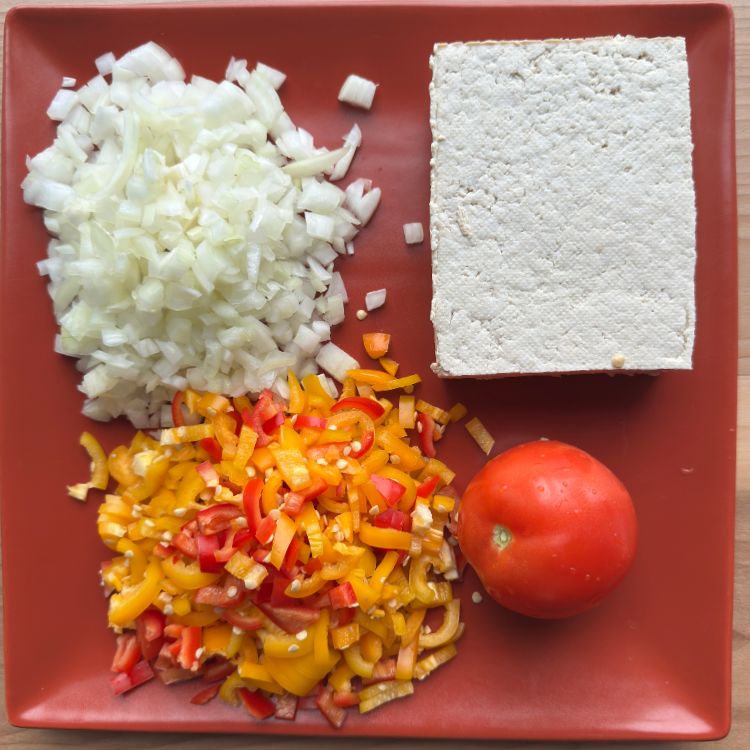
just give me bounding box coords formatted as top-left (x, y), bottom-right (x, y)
top-left (315, 342), bottom-right (360, 383)
top-left (329, 124), bottom-right (362, 181)
top-left (282, 147), bottom-right (348, 178)
top-left (338, 74), bottom-right (378, 110)
top-left (365, 289), bottom-right (386, 312)
top-left (255, 62), bottom-right (287, 90)
top-left (46, 89), bottom-right (78, 121)
top-left (95, 52), bottom-right (116, 76)
top-left (465, 417), bottom-right (495, 455)
top-left (403, 222), bottom-right (424, 245)
top-left (344, 179), bottom-right (381, 226)
top-left (62, 76), bottom-right (77, 88)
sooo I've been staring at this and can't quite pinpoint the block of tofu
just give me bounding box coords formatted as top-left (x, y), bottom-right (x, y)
top-left (429, 36), bottom-right (696, 376)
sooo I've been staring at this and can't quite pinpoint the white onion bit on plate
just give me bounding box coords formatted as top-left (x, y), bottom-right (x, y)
top-left (338, 74), bottom-right (378, 110)
top-left (22, 41), bottom-right (380, 428)
top-left (403, 222), bottom-right (424, 245)
top-left (365, 289), bottom-right (387, 312)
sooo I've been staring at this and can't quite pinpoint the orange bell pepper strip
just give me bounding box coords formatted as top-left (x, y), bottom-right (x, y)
top-left (270, 512), bottom-right (297, 570)
top-left (272, 448), bottom-right (311, 492)
top-left (371, 374), bottom-right (422, 392)
top-left (346, 369), bottom-right (394, 387)
top-left (362, 332), bottom-right (391, 359)
top-left (284, 571), bottom-right (325, 598)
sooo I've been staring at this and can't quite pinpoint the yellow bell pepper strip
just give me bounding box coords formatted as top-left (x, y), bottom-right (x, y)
top-left (447, 402), bottom-right (468, 422)
top-left (233, 425), bottom-right (258, 470)
top-left (413, 643), bottom-right (458, 680)
top-left (313, 608), bottom-right (330, 666)
top-left (69, 432), bottom-right (110, 500)
top-left (287, 370), bottom-right (307, 413)
top-left (343, 570), bottom-right (379, 611)
top-left (225, 551), bottom-right (269, 591)
top-left (196, 392), bottom-right (231, 417)
top-left (108, 558), bottom-right (163, 627)
top-left (160, 423), bottom-right (214, 446)
top-left (170, 610), bottom-right (220, 627)
top-left (375, 428), bottom-right (425, 472)
top-left (264, 630), bottom-right (314, 659)
top-left (432, 493), bottom-right (456, 514)
top-left (331, 622), bottom-right (360, 650)
top-left (284, 571), bottom-right (325, 598)
top-left (370, 550), bottom-right (400, 594)
top-left (418, 600), bottom-right (461, 649)
top-left (272, 448), bottom-right (311, 492)
top-left (202, 623), bottom-right (233, 657)
top-left (328, 662), bottom-right (355, 693)
top-left (261, 470), bottom-right (282, 514)
top-left (301, 373), bottom-right (335, 411)
top-left (342, 642), bottom-right (375, 678)
top-left (161, 557), bottom-right (220, 590)
top-left (346, 368), bottom-right (395, 387)
top-left (379, 357), bottom-right (399, 376)
top-left (371, 374), bottom-right (422, 392)
top-left (408, 555), bottom-right (452, 607)
top-left (359, 632), bottom-right (384, 663)
top-left (359, 520), bottom-right (412, 551)
top-left (264, 649), bottom-right (340, 696)
top-left (398, 395), bottom-right (416, 429)
top-left (108, 445), bottom-right (139, 487)
top-left (218, 671), bottom-right (245, 706)
top-left (395, 634), bottom-right (419, 681)
top-left (251, 445), bottom-right (275, 472)
top-left (415, 399), bottom-right (451, 425)
top-left (115, 538), bottom-right (147, 582)
top-left (358, 680), bottom-right (414, 714)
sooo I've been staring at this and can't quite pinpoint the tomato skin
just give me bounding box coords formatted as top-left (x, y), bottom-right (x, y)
top-left (458, 440), bottom-right (637, 619)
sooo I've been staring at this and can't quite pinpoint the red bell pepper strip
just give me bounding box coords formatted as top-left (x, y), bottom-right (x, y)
top-left (201, 659), bottom-right (237, 683)
top-left (164, 623), bottom-right (184, 640)
top-left (111, 633), bottom-right (141, 674)
top-left (238, 687), bottom-right (275, 720)
top-left (255, 515), bottom-right (276, 545)
top-left (196, 533), bottom-right (223, 573)
top-left (370, 474), bottom-right (406, 507)
top-left (416, 474), bottom-right (440, 498)
top-left (152, 543), bottom-right (175, 559)
top-left (177, 626), bottom-right (202, 671)
top-left (190, 683), bottom-right (221, 705)
top-left (330, 396), bottom-right (385, 420)
top-left (373, 508), bottom-right (411, 531)
top-left (328, 581), bottom-right (357, 610)
top-left (274, 692), bottom-right (298, 720)
top-left (281, 536), bottom-right (300, 578)
top-left (135, 609), bottom-right (165, 662)
top-left (284, 476), bottom-right (328, 517)
top-left (417, 413), bottom-right (437, 458)
top-left (196, 503), bottom-right (241, 535)
top-left (243, 390), bottom-right (283, 447)
top-left (271, 576), bottom-right (297, 607)
top-left (199, 437), bottom-right (222, 462)
top-left (332, 690), bottom-right (360, 708)
top-left (361, 656), bottom-right (397, 685)
top-left (293, 414), bottom-right (328, 429)
top-left (262, 411), bottom-right (285, 434)
top-left (172, 531), bottom-right (198, 559)
top-left (224, 607), bottom-right (264, 631)
top-left (242, 477), bottom-right (264, 535)
top-left (351, 414), bottom-right (374, 459)
top-left (171, 391), bottom-right (185, 428)
top-left (194, 578), bottom-right (245, 608)
top-left (316, 685), bottom-right (347, 728)
top-left (110, 659), bottom-right (155, 695)
top-left (255, 601), bottom-right (321, 634)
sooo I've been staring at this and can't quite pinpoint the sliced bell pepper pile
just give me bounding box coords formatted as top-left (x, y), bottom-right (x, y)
top-left (92, 353), bottom-right (464, 728)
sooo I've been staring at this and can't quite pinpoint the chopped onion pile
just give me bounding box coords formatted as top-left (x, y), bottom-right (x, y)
top-left (338, 74), bottom-right (378, 110)
top-left (23, 42), bottom-right (380, 428)
top-left (403, 222), bottom-right (424, 245)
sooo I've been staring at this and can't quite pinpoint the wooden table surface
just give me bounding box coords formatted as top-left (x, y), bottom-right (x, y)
top-left (0, 1), bottom-right (747, 748)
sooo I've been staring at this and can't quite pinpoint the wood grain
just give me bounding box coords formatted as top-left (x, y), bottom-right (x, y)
top-left (0, 1), bottom-right (747, 748)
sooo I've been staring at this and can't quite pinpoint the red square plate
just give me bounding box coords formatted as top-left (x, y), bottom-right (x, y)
top-left (1, 0), bottom-right (737, 740)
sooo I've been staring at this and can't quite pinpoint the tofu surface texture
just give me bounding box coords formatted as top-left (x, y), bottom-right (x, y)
top-left (429, 36), bottom-right (696, 376)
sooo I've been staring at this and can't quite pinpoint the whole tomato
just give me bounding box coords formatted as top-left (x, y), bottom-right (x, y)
top-left (457, 440), bottom-right (637, 619)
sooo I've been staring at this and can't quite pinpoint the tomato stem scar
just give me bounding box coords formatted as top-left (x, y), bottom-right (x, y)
top-left (492, 525), bottom-right (512, 550)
